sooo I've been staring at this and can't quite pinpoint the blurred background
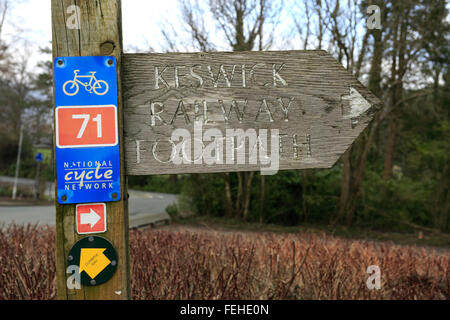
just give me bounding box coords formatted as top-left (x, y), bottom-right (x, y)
top-left (0, 0), bottom-right (448, 245)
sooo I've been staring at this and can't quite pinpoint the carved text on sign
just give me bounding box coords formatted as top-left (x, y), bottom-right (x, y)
top-left (123, 51), bottom-right (382, 175)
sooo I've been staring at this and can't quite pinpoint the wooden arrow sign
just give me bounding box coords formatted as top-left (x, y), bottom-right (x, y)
top-left (122, 50), bottom-right (382, 175)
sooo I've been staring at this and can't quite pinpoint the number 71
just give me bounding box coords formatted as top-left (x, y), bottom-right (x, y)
top-left (72, 114), bottom-right (102, 138)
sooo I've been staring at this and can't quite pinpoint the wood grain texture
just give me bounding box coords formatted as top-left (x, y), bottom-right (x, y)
top-left (122, 51), bottom-right (382, 175)
top-left (52, 0), bottom-right (130, 300)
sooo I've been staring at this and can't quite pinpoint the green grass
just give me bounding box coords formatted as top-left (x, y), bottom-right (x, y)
top-left (0, 186), bottom-right (11, 197)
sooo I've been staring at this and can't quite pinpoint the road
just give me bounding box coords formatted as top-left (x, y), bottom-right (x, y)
top-left (0, 187), bottom-right (177, 228)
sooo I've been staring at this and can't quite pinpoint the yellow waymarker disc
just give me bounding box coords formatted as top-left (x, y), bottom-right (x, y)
top-left (67, 236), bottom-right (118, 286)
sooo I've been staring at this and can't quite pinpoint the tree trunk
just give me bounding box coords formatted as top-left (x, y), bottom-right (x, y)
top-left (242, 171), bottom-right (255, 220)
top-left (302, 170), bottom-right (308, 222)
top-left (383, 114), bottom-right (398, 179)
top-left (259, 174), bottom-right (265, 224)
top-left (338, 22), bottom-right (384, 226)
top-left (355, 30), bottom-right (369, 79)
top-left (368, 30), bottom-right (383, 96)
top-left (223, 173), bottom-right (233, 217)
top-left (336, 147), bottom-right (352, 225)
top-left (384, 7), bottom-right (409, 180)
top-left (438, 159), bottom-right (449, 231)
top-left (316, 0), bottom-right (323, 50)
top-left (236, 172), bottom-right (243, 216)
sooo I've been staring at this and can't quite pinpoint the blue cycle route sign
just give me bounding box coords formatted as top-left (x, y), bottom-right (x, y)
top-left (53, 56), bottom-right (121, 204)
top-left (35, 152), bottom-right (44, 163)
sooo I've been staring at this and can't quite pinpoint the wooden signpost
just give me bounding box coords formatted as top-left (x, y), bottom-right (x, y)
top-left (51, 0), bottom-right (381, 300)
top-left (123, 51), bottom-right (381, 174)
top-left (52, 0), bottom-right (129, 300)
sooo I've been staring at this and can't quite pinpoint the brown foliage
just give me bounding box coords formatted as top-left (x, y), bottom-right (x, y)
top-left (0, 224), bottom-right (56, 299)
top-left (0, 224), bottom-right (448, 300)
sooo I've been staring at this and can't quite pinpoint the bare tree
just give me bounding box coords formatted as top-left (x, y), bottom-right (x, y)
top-left (161, 0), bottom-right (284, 220)
top-left (295, 0), bottom-right (372, 226)
top-left (172, 0), bottom-right (283, 52)
top-left (0, 0), bottom-right (10, 73)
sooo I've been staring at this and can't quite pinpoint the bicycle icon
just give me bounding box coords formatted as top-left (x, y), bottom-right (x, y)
top-left (63, 70), bottom-right (109, 96)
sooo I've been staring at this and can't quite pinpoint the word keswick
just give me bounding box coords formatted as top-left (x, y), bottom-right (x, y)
top-left (123, 51), bottom-right (380, 176)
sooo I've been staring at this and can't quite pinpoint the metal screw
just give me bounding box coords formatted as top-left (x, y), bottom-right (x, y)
top-left (61, 195), bottom-right (67, 202)
top-left (57, 59), bottom-right (63, 66)
top-left (90, 280), bottom-right (96, 286)
top-left (68, 255), bottom-right (73, 261)
top-left (88, 236), bottom-right (94, 242)
top-left (111, 260), bottom-right (117, 266)
top-left (107, 59), bottom-right (114, 66)
top-left (112, 192), bottom-right (118, 199)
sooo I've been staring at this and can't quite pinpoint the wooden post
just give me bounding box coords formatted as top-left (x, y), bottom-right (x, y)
top-left (52, 0), bottom-right (130, 300)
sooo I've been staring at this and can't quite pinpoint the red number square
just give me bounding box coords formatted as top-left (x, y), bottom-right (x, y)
top-left (56, 105), bottom-right (118, 148)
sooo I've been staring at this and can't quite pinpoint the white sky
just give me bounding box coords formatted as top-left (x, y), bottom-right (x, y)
top-left (2, 0), bottom-right (371, 74)
top-left (2, 0), bottom-right (299, 69)
top-left (2, 0), bottom-right (184, 71)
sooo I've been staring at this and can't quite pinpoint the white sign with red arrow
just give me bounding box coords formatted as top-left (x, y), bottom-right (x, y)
top-left (80, 208), bottom-right (101, 228)
top-left (76, 203), bottom-right (107, 234)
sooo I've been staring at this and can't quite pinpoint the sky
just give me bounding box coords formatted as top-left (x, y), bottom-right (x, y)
top-left (1, 0), bottom-right (375, 75)
top-left (3, 0), bottom-right (300, 70)
top-left (2, 0), bottom-right (184, 71)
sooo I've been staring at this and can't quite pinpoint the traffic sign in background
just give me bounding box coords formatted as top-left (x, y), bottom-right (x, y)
top-left (35, 152), bottom-right (44, 163)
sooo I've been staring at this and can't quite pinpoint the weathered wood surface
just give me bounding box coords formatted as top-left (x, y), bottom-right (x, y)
top-left (123, 50), bottom-right (382, 175)
top-left (52, 0), bottom-right (130, 300)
